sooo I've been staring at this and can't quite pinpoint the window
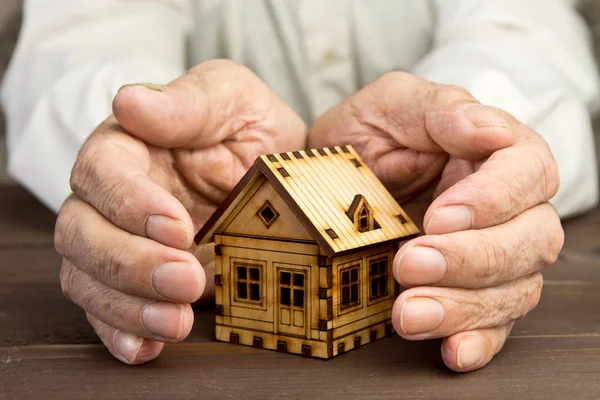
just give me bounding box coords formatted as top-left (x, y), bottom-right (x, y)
top-left (279, 271), bottom-right (305, 308)
top-left (369, 258), bottom-right (388, 300)
top-left (257, 200), bottom-right (279, 228)
top-left (358, 207), bottom-right (369, 232)
top-left (236, 264), bottom-right (262, 303)
top-left (340, 265), bottom-right (360, 309)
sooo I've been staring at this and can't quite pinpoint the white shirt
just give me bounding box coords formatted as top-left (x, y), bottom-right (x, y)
top-left (2, 0), bottom-right (599, 218)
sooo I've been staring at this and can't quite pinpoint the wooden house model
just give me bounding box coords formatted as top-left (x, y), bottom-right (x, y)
top-left (194, 145), bottom-right (419, 359)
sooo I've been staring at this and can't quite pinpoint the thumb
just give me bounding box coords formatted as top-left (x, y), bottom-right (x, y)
top-left (113, 59), bottom-right (306, 150)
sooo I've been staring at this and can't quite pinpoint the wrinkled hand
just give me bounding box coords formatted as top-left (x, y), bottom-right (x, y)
top-left (54, 60), bottom-right (307, 364)
top-left (309, 72), bottom-right (563, 372)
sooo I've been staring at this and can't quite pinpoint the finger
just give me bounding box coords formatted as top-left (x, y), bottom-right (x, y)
top-left (69, 121), bottom-right (195, 249)
top-left (391, 273), bottom-right (543, 341)
top-left (441, 323), bottom-right (514, 372)
top-left (55, 196), bottom-right (205, 303)
top-left (393, 203), bottom-right (564, 289)
top-left (309, 71), bottom-right (515, 161)
top-left (60, 259), bottom-right (194, 342)
top-left (113, 59), bottom-right (306, 150)
top-left (424, 125), bottom-right (560, 235)
top-left (87, 313), bottom-right (164, 365)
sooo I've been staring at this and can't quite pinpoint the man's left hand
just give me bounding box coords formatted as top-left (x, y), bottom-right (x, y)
top-left (309, 72), bottom-right (564, 372)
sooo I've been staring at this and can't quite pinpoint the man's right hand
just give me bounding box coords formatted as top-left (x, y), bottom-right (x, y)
top-left (53, 60), bottom-right (307, 365)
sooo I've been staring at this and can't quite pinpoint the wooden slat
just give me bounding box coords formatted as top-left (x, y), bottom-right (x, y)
top-left (2, 336), bottom-right (600, 400)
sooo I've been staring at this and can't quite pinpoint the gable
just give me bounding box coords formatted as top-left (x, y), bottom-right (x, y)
top-left (218, 179), bottom-right (313, 242)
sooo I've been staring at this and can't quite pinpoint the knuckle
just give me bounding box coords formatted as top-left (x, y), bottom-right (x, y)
top-left (73, 148), bottom-right (139, 229)
top-left (96, 174), bottom-right (127, 223)
top-left (59, 259), bottom-right (76, 301)
top-left (532, 139), bottom-right (560, 200)
top-left (478, 231), bottom-right (507, 286)
top-left (71, 138), bottom-right (128, 218)
top-left (431, 84), bottom-right (475, 107)
top-left (54, 198), bottom-right (80, 256)
top-left (525, 273), bottom-right (544, 314)
top-left (100, 173), bottom-right (147, 233)
top-left (69, 140), bottom-right (97, 198)
top-left (543, 206), bottom-right (565, 265)
top-left (192, 58), bottom-right (243, 74)
top-left (97, 235), bottom-right (138, 292)
top-left (190, 59), bottom-right (259, 88)
top-left (377, 71), bottom-right (413, 89)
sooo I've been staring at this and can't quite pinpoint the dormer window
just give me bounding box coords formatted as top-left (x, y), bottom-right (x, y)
top-left (346, 194), bottom-right (380, 232)
top-left (358, 207), bottom-right (369, 232)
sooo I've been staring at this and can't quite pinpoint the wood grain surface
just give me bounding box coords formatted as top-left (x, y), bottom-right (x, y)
top-left (1, 184), bottom-right (599, 399)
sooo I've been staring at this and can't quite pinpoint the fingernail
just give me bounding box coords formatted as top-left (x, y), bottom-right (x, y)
top-left (400, 297), bottom-right (445, 335)
top-left (119, 82), bottom-right (166, 92)
top-left (395, 246), bottom-right (447, 286)
top-left (457, 333), bottom-right (486, 370)
top-left (427, 206), bottom-right (472, 234)
top-left (146, 215), bottom-right (189, 249)
top-left (464, 104), bottom-right (510, 128)
top-left (114, 330), bottom-right (143, 364)
top-left (142, 302), bottom-right (185, 340)
top-left (152, 262), bottom-right (202, 302)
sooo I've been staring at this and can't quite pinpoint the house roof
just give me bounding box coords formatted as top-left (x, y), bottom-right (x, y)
top-left (194, 145), bottom-right (420, 258)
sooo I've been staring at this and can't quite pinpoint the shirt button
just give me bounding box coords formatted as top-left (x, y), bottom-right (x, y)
top-left (321, 48), bottom-right (337, 63)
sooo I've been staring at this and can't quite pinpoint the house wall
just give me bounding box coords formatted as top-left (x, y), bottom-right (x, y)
top-left (330, 243), bottom-right (398, 340)
top-left (214, 234), bottom-right (321, 340)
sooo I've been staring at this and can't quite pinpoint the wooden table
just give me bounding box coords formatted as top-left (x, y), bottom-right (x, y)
top-left (1, 184), bottom-right (599, 399)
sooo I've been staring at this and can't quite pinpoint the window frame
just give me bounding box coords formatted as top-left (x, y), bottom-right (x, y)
top-left (368, 256), bottom-right (389, 301)
top-left (358, 206), bottom-right (370, 232)
top-left (367, 254), bottom-right (392, 305)
top-left (339, 263), bottom-right (362, 313)
top-left (278, 270), bottom-right (306, 310)
top-left (233, 262), bottom-right (264, 306)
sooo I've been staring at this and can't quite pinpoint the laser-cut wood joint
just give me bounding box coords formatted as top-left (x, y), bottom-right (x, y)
top-left (277, 341), bottom-right (287, 353)
top-left (370, 330), bottom-right (377, 343)
top-left (302, 344), bottom-right (312, 357)
top-left (215, 304), bottom-right (223, 316)
top-left (194, 145), bottom-right (419, 359)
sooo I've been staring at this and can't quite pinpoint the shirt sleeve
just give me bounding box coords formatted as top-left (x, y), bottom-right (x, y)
top-left (414, 0), bottom-right (600, 218)
top-left (1, 0), bottom-right (192, 212)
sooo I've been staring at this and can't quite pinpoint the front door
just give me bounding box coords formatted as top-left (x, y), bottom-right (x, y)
top-left (276, 266), bottom-right (307, 337)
